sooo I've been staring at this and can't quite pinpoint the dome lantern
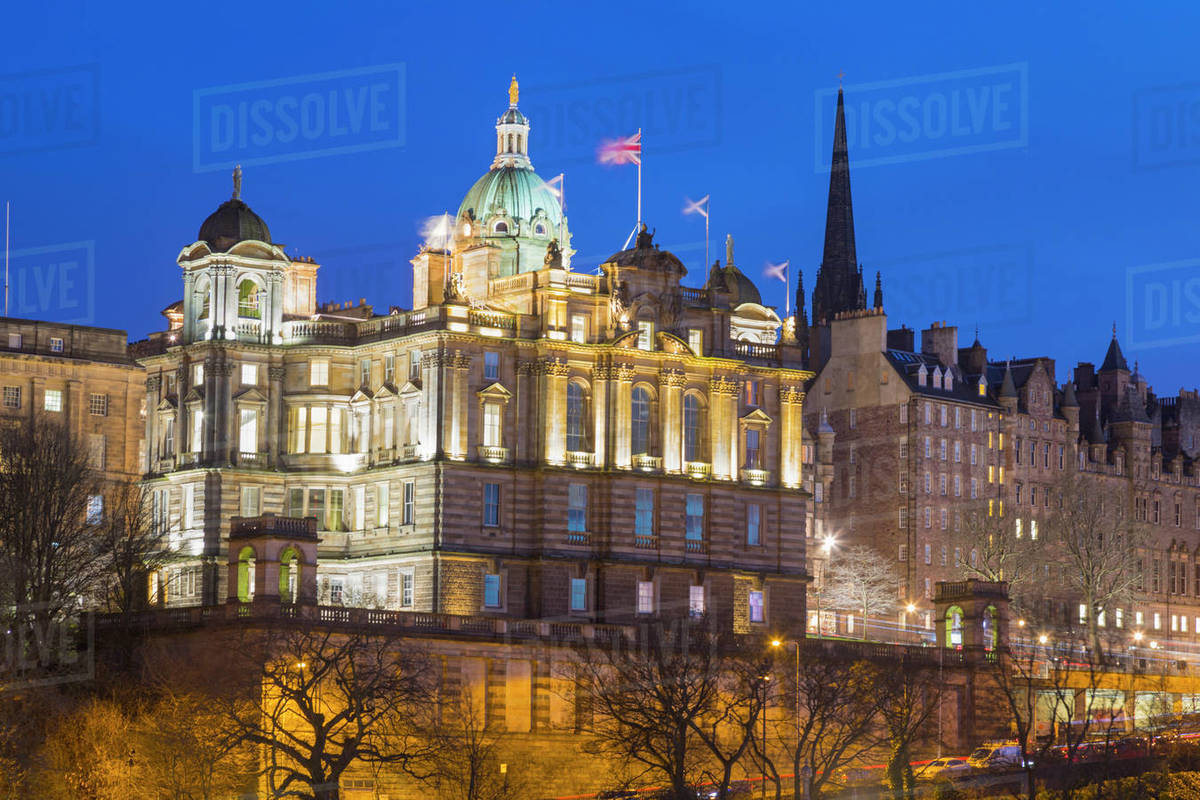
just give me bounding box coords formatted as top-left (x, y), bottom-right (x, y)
top-left (493, 74), bottom-right (531, 170)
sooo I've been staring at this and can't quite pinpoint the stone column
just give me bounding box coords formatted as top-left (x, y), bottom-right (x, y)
top-left (216, 360), bottom-right (234, 466)
top-left (541, 358), bottom-right (568, 465)
top-left (268, 365), bottom-right (285, 467)
top-left (420, 350), bottom-right (442, 459)
top-left (659, 368), bottom-right (685, 473)
top-left (591, 364), bottom-right (610, 468)
top-left (181, 271), bottom-right (195, 343)
top-left (222, 266), bottom-right (239, 341)
top-left (613, 363), bottom-right (634, 469)
top-left (709, 376), bottom-right (737, 479)
top-left (145, 375), bottom-right (161, 469)
top-left (515, 360), bottom-right (536, 464)
top-left (450, 350), bottom-right (471, 459)
top-left (268, 271), bottom-right (285, 344)
top-left (780, 385), bottom-right (805, 489)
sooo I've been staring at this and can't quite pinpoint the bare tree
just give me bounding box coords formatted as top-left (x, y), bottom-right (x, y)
top-left (952, 501), bottom-right (1043, 607)
top-left (1045, 475), bottom-right (1148, 660)
top-left (823, 545), bottom-right (899, 640)
top-left (210, 623), bottom-right (437, 800)
top-left (873, 658), bottom-right (943, 800)
top-left (755, 644), bottom-right (883, 800)
top-left (34, 695), bottom-right (134, 800)
top-left (421, 684), bottom-right (523, 800)
top-left (689, 647), bottom-right (770, 800)
top-left (0, 417), bottom-right (106, 622)
top-left (571, 621), bottom-right (729, 800)
top-left (96, 482), bottom-right (168, 614)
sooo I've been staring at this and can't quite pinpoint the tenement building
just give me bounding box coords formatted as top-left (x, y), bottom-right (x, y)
top-left (134, 78), bottom-right (812, 633)
top-left (0, 317), bottom-right (145, 499)
top-left (800, 91), bottom-right (1200, 647)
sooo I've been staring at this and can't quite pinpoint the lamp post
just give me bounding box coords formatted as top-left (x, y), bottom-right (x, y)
top-left (771, 638), bottom-right (804, 799)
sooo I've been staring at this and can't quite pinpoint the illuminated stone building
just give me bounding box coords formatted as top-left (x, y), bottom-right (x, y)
top-left (136, 78), bottom-right (813, 634)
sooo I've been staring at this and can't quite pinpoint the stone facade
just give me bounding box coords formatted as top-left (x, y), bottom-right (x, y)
top-left (133, 82), bottom-right (812, 637)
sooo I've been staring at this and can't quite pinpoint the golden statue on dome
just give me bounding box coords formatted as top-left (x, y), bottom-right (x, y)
top-left (508, 74), bottom-right (519, 105)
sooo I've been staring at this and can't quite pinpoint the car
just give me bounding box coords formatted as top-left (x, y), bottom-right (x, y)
top-left (597, 791), bottom-right (639, 800)
top-left (914, 757), bottom-right (972, 781)
top-left (832, 765), bottom-right (886, 787)
top-left (966, 743), bottom-right (1024, 770)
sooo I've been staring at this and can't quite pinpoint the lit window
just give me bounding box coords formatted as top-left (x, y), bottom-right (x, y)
top-left (85, 494), bottom-right (103, 525)
top-left (239, 408), bottom-right (257, 454)
top-left (7, 333), bottom-right (21, 349)
top-left (49, 337), bottom-right (63, 353)
top-left (749, 590), bottom-right (764, 623)
top-left (746, 504), bottom-right (761, 546)
top-left (689, 585), bottom-right (706, 618)
top-left (310, 359), bottom-right (330, 387)
top-left (685, 494), bottom-right (705, 541)
top-left (241, 485), bottom-right (261, 517)
top-left (570, 578), bottom-right (587, 612)
top-left (687, 328), bottom-right (703, 354)
top-left (483, 483), bottom-right (500, 527)
top-left (570, 315), bottom-right (587, 344)
top-left (241, 363), bottom-right (257, 385)
top-left (482, 402), bottom-right (502, 448)
top-left (568, 484), bottom-right (587, 533)
top-left (2, 386), bottom-right (19, 408)
top-left (44, 389), bottom-right (63, 412)
top-left (192, 363), bottom-right (204, 386)
top-left (637, 320), bottom-right (654, 350)
top-left (484, 574), bottom-right (502, 608)
top-left (376, 483), bottom-right (390, 527)
top-left (637, 581), bottom-right (654, 614)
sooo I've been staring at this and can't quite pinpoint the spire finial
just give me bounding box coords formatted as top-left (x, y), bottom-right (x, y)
top-left (1112, 321), bottom-right (1117, 339)
top-left (232, 164), bottom-right (242, 200)
top-left (837, 70), bottom-right (846, 88)
top-left (508, 74), bottom-right (519, 106)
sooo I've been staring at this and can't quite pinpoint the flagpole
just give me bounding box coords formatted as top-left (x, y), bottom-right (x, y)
top-left (785, 260), bottom-right (790, 317)
top-left (4, 201), bottom-right (8, 318)
top-left (705, 196), bottom-right (709, 269)
top-left (636, 127), bottom-right (642, 230)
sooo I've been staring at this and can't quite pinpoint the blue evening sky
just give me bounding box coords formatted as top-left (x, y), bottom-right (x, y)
top-left (2, 0), bottom-right (1198, 392)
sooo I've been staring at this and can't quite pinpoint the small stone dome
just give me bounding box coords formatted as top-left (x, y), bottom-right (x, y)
top-left (603, 225), bottom-right (686, 274)
top-left (198, 198), bottom-right (271, 252)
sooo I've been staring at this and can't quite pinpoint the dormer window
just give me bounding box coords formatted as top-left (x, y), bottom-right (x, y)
top-left (493, 221), bottom-right (508, 234)
top-left (917, 365), bottom-right (927, 387)
top-left (977, 377), bottom-right (986, 397)
top-left (943, 370), bottom-right (954, 391)
top-left (932, 366), bottom-right (942, 388)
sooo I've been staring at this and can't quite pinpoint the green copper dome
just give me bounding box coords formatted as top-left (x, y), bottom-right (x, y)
top-left (457, 166), bottom-right (562, 237)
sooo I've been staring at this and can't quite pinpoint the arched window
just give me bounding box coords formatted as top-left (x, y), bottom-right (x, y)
top-left (517, 133), bottom-right (523, 152)
top-left (534, 223), bottom-right (546, 236)
top-left (195, 279), bottom-right (211, 320)
top-left (507, 133), bottom-right (513, 152)
top-left (237, 546), bottom-right (256, 603)
top-left (631, 387), bottom-right (651, 456)
top-left (237, 279), bottom-right (260, 319)
top-left (684, 394), bottom-right (703, 463)
top-left (279, 547), bottom-right (299, 603)
top-left (494, 221), bottom-right (509, 234)
top-left (983, 605), bottom-right (998, 651)
top-left (946, 605), bottom-right (964, 649)
top-left (567, 382), bottom-right (586, 452)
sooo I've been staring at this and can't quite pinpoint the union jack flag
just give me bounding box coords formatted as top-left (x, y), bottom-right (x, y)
top-left (597, 131), bottom-right (642, 165)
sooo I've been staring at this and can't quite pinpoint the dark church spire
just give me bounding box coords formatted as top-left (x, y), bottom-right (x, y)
top-left (811, 87), bottom-right (867, 324)
top-left (873, 270), bottom-right (883, 310)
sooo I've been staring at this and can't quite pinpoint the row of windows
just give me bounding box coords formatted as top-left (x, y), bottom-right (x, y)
top-left (1014, 439), bottom-right (1065, 469)
top-left (6, 333), bottom-right (64, 352)
top-left (912, 401), bottom-right (988, 431)
top-left (0, 387), bottom-right (108, 415)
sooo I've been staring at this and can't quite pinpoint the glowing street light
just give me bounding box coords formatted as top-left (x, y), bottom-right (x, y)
top-left (1038, 634), bottom-right (1048, 645)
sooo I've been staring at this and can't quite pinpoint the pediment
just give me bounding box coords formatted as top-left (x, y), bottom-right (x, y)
top-left (350, 388), bottom-right (374, 404)
top-left (612, 329), bottom-right (642, 349)
top-left (183, 388), bottom-right (204, 404)
top-left (477, 381), bottom-right (512, 400)
top-left (740, 408), bottom-right (773, 425)
top-left (156, 397), bottom-right (178, 412)
top-left (657, 331), bottom-right (691, 355)
top-left (233, 387), bottom-right (269, 403)
top-left (396, 381), bottom-right (422, 397)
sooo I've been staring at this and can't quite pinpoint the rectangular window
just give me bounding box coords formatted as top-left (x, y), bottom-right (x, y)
top-left (484, 351), bottom-right (499, 381)
top-left (483, 483), bottom-right (500, 527)
top-left (402, 480), bottom-right (415, 525)
top-left (240, 485), bottom-right (261, 517)
top-left (6, 333), bottom-right (20, 349)
top-left (384, 355), bottom-right (395, 384)
top-left (745, 428), bottom-right (760, 469)
top-left (287, 487), bottom-right (305, 518)
top-left (636, 320), bottom-right (653, 350)
top-left (685, 494), bottom-right (705, 541)
top-left (924, 403), bottom-right (931, 424)
top-left (409, 350), bottom-right (421, 380)
top-left (239, 408), bottom-right (257, 454)
top-left (899, 543), bottom-right (908, 561)
top-left (49, 336), bottom-right (63, 352)
top-left (354, 485), bottom-right (366, 530)
top-left (376, 483), bottom-right (389, 526)
top-left (359, 359), bottom-right (371, 386)
top-left (87, 433), bottom-right (106, 469)
top-left (570, 578), bottom-right (587, 612)
top-left (746, 504), bottom-right (761, 546)
top-left (749, 590), bottom-right (764, 623)
top-left (570, 315), bottom-right (588, 344)
top-left (308, 489), bottom-right (326, 527)
top-left (328, 489), bottom-right (344, 532)
top-left (899, 509), bottom-right (908, 531)
top-left (689, 585), bottom-right (706, 618)
top-left (192, 363), bottom-right (204, 387)
top-left (924, 544), bottom-right (932, 565)
top-left (2, 386), bottom-right (20, 408)
top-left (955, 407), bottom-right (961, 428)
top-left (687, 328), bottom-right (703, 354)
top-left (635, 488), bottom-right (654, 539)
top-left (568, 484), bottom-right (588, 533)
top-left (899, 404), bottom-right (908, 424)
top-left (88, 393), bottom-right (108, 416)
top-left (482, 402), bottom-right (502, 447)
top-left (86, 494), bottom-right (103, 525)
top-left (44, 389), bottom-right (63, 412)
top-left (849, 409), bottom-right (857, 428)
top-left (954, 475), bottom-right (961, 497)
top-left (182, 484), bottom-right (196, 528)
top-left (330, 579), bottom-right (343, 605)
top-left (484, 574), bottom-right (502, 608)
top-left (637, 581), bottom-right (654, 614)
top-left (241, 363), bottom-right (257, 386)
top-left (310, 358), bottom-right (330, 387)
top-left (399, 568), bottom-right (414, 607)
